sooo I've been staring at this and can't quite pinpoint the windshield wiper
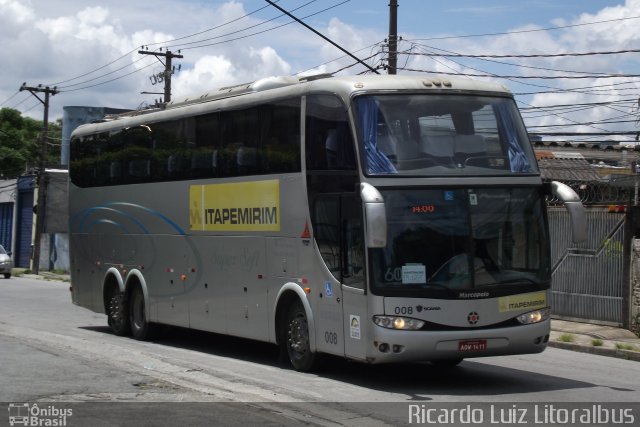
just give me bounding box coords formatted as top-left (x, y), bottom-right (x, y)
top-left (488, 278), bottom-right (540, 286)
top-left (423, 281), bottom-right (458, 296)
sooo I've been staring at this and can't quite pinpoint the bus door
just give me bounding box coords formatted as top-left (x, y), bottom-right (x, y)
top-left (312, 193), bottom-right (367, 360)
top-left (340, 194), bottom-right (367, 360)
top-left (312, 195), bottom-right (345, 357)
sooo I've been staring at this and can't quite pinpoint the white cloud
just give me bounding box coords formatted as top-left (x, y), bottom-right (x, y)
top-left (1, 0), bottom-right (638, 147)
top-left (174, 55), bottom-right (237, 96)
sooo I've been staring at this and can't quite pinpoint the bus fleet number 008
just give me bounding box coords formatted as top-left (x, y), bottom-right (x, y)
top-left (394, 306), bottom-right (413, 315)
top-left (325, 331), bottom-right (338, 345)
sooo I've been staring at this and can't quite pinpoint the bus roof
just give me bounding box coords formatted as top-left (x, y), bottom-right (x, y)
top-left (72, 74), bottom-right (512, 136)
top-left (166, 74), bottom-right (511, 109)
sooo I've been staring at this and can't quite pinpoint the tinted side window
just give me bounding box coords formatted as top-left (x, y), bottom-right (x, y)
top-left (69, 97), bottom-right (302, 187)
top-left (305, 95), bottom-right (356, 171)
top-left (262, 99), bottom-right (301, 173)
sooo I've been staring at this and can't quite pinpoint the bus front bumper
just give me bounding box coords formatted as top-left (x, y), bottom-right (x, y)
top-left (366, 319), bottom-right (550, 364)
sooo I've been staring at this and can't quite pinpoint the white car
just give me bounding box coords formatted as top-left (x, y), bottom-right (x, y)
top-left (0, 244), bottom-right (13, 279)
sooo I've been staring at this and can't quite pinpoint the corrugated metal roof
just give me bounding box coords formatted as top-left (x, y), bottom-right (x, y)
top-left (537, 157), bottom-right (602, 182)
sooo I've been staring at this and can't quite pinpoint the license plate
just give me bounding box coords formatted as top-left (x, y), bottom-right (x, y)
top-left (458, 340), bottom-right (487, 351)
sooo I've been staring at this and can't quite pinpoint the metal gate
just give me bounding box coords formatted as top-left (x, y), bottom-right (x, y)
top-left (0, 202), bottom-right (13, 250)
top-left (16, 177), bottom-right (35, 269)
top-left (548, 207), bottom-right (626, 326)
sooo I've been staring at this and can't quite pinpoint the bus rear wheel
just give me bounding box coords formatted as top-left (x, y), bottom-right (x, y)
top-left (129, 285), bottom-right (154, 340)
top-left (284, 300), bottom-right (317, 371)
top-left (107, 290), bottom-right (130, 336)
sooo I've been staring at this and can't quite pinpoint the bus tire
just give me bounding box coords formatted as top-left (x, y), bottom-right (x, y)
top-left (284, 300), bottom-right (317, 371)
top-left (129, 284), bottom-right (154, 340)
top-left (107, 290), bottom-right (130, 336)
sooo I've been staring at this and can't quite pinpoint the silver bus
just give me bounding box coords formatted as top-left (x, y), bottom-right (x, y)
top-left (69, 74), bottom-right (585, 371)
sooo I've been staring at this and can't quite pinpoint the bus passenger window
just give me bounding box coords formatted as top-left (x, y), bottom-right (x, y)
top-left (343, 218), bottom-right (365, 289)
top-left (306, 95), bottom-right (356, 171)
top-left (236, 144), bottom-right (257, 174)
top-left (313, 197), bottom-right (341, 274)
top-left (261, 100), bottom-right (301, 174)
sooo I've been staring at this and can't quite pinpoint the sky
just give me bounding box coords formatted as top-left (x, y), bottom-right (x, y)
top-left (1, 0), bottom-right (639, 145)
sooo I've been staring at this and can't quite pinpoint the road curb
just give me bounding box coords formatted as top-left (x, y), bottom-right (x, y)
top-left (548, 341), bottom-right (640, 362)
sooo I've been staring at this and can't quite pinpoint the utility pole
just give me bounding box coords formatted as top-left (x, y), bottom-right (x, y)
top-left (19, 83), bottom-right (58, 274)
top-left (388, 0), bottom-right (399, 75)
top-left (138, 49), bottom-right (184, 104)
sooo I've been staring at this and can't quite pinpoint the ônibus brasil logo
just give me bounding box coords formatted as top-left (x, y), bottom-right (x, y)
top-left (8, 403), bottom-right (72, 426)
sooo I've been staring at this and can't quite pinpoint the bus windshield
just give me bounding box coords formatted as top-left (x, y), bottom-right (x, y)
top-left (354, 94), bottom-right (537, 176)
top-left (370, 187), bottom-right (550, 297)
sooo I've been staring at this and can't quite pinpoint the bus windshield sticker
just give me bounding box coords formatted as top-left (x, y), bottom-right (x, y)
top-left (402, 264), bottom-right (426, 284)
top-left (469, 193), bottom-right (478, 205)
top-left (189, 179), bottom-right (280, 232)
top-left (498, 291), bottom-right (546, 312)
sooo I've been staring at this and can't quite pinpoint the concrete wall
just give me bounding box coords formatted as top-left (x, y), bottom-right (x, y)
top-left (43, 170), bottom-right (68, 234)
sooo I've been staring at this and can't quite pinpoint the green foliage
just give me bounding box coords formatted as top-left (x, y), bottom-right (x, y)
top-left (558, 333), bottom-right (575, 343)
top-left (591, 339), bottom-right (603, 347)
top-left (0, 108), bottom-right (62, 178)
top-left (615, 342), bottom-right (638, 351)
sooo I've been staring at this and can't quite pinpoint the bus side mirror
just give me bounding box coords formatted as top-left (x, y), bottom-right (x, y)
top-left (360, 183), bottom-right (387, 248)
top-left (551, 181), bottom-right (587, 243)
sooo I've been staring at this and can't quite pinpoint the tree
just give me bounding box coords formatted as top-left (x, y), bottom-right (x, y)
top-left (0, 108), bottom-right (62, 178)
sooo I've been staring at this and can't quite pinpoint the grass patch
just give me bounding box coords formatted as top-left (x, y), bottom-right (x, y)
top-left (558, 333), bottom-right (575, 343)
top-left (12, 269), bottom-right (28, 277)
top-left (591, 339), bottom-right (603, 347)
top-left (615, 342), bottom-right (638, 351)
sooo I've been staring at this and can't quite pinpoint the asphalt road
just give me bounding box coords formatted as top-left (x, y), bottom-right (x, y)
top-left (1, 277), bottom-right (639, 426)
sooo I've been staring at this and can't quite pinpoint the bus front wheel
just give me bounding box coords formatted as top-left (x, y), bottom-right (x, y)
top-left (284, 300), bottom-right (317, 371)
top-left (107, 290), bottom-right (130, 336)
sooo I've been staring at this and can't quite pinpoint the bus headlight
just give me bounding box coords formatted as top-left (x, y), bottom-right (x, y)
top-left (516, 308), bottom-right (550, 325)
top-left (373, 315), bottom-right (425, 330)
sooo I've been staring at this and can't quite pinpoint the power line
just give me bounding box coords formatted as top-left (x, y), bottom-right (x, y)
top-left (397, 67), bottom-right (640, 80)
top-left (398, 42), bottom-right (633, 133)
top-left (165, 0), bottom-right (319, 51)
top-left (296, 41), bottom-right (384, 75)
top-left (0, 91), bottom-right (21, 108)
top-left (407, 44), bottom-right (628, 77)
top-left (44, 1), bottom-right (290, 88)
top-left (409, 48), bottom-right (640, 59)
top-left (527, 119), bottom-right (640, 129)
top-left (264, 0), bottom-right (377, 74)
top-left (404, 15), bottom-right (640, 42)
top-left (530, 131), bottom-right (638, 136)
top-left (48, 1), bottom-right (349, 93)
top-left (177, 1), bottom-right (350, 51)
top-left (61, 60), bottom-right (157, 92)
top-left (405, 41), bottom-right (618, 96)
top-left (155, 0), bottom-right (282, 48)
top-left (57, 56), bottom-right (152, 90)
top-left (519, 99), bottom-right (638, 110)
